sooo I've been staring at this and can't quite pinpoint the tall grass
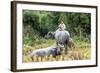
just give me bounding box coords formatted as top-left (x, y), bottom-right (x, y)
top-left (23, 37), bottom-right (91, 63)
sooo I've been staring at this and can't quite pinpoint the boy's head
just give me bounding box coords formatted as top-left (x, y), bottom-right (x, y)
top-left (61, 21), bottom-right (64, 24)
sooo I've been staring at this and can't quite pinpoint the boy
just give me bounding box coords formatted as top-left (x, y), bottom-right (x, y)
top-left (58, 21), bottom-right (66, 31)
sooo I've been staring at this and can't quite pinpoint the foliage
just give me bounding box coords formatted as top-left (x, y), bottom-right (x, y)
top-left (23, 37), bottom-right (91, 62)
top-left (22, 10), bottom-right (91, 62)
top-left (23, 10), bottom-right (91, 46)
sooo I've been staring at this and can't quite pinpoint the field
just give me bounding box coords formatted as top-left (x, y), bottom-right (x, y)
top-left (22, 37), bottom-right (91, 62)
top-left (22, 10), bottom-right (91, 63)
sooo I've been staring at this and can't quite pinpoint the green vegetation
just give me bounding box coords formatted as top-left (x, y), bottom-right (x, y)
top-left (23, 39), bottom-right (91, 62)
top-left (22, 10), bottom-right (91, 62)
top-left (23, 10), bottom-right (91, 46)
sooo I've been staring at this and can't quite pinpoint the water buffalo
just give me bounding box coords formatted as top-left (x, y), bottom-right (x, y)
top-left (30, 46), bottom-right (61, 57)
top-left (46, 29), bottom-right (74, 53)
top-left (55, 29), bottom-right (70, 53)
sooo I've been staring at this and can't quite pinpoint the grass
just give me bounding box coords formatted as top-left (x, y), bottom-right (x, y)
top-left (22, 37), bottom-right (91, 63)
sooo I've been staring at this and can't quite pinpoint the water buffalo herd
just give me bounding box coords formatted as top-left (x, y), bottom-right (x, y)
top-left (30, 29), bottom-right (75, 58)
